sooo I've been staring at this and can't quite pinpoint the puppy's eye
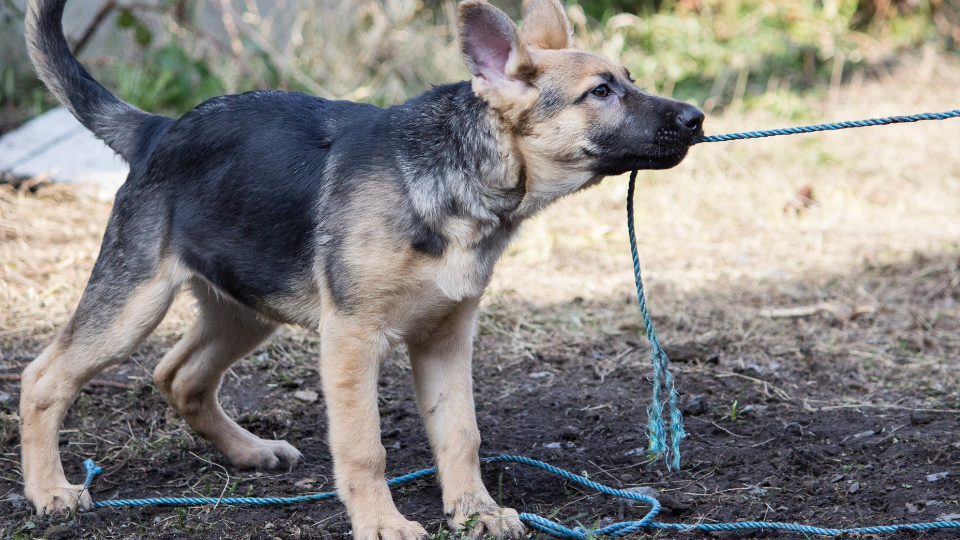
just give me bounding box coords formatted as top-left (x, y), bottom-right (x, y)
top-left (591, 84), bottom-right (611, 98)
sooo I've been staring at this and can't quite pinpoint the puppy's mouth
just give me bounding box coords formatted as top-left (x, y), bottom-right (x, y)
top-left (586, 127), bottom-right (701, 176)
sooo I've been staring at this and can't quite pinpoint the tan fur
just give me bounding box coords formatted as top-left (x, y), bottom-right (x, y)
top-left (408, 298), bottom-right (522, 535)
top-left (20, 1), bottom-right (698, 539)
top-left (521, 0), bottom-right (574, 50)
top-left (21, 257), bottom-right (187, 513)
top-left (152, 281), bottom-right (301, 469)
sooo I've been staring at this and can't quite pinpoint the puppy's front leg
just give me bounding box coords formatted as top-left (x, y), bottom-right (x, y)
top-left (408, 299), bottom-right (525, 539)
top-left (320, 316), bottom-right (427, 540)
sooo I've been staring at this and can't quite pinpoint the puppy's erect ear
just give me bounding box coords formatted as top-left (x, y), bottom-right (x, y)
top-left (459, 1), bottom-right (534, 89)
top-left (521, 0), bottom-right (574, 50)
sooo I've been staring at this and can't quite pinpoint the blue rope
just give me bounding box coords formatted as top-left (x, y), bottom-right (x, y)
top-left (626, 171), bottom-right (684, 471)
top-left (630, 107), bottom-right (960, 469)
top-left (70, 108), bottom-right (960, 537)
top-left (80, 456), bottom-right (960, 537)
top-left (698, 108), bottom-right (960, 143)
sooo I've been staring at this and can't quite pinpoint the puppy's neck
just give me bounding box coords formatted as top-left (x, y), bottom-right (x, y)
top-left (397, 82), bottom-right (526, 230)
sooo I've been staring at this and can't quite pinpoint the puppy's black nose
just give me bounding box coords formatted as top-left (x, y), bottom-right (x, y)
top-left (675, 104), bottom-right (705, 133)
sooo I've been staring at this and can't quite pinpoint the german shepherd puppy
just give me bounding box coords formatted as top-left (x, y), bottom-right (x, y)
top-left (21, 0), bottom-right (703, 537)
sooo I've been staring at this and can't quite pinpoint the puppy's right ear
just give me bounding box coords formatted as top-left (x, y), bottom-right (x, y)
top-left (459, 1), bottom-right (537, 119)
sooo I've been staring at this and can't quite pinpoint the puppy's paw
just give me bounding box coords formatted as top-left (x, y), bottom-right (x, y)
top-left (27, 483), bottom-right (92, 515)
top-left (229, 439), bottom-right (302, 470)
top-left (447, 495), bottom-right (527, 539)
top-left (354, 516), bottom-right (428, 540)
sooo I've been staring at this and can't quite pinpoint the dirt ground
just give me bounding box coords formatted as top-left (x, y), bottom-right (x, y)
top-left (2, 252), bottom-right (960, 540)
top-left (3, 53), bottom-right (960, 539)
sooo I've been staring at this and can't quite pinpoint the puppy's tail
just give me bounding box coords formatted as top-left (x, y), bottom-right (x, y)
top-left (26, 0), bottom-right (172, 166)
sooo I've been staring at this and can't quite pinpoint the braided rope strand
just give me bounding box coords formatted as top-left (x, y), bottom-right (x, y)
top-left (699, 109), bottom-right (960, 143)
top-left (80, 456), bottom-right (960, 537)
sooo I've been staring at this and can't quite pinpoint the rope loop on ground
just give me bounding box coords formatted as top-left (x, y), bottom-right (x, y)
top-left (81, 455), bottom-right (960, 537)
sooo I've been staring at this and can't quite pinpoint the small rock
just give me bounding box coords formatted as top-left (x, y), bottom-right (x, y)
top-left (560, 425), bottom-right (580, 441)
top-left (938, 513), bottom-right (960, 522)
top-left (619, 486), bottom-right (658, 506)
top-left (681, 395), bottom-right (708, 416)
top-left (848, 481), bottom-right (860, 494)
top-left (748, 485), bottom-right (768, 495)
top-left (0, 392), bottom-right (10, 402)
top-left (906, 503), bottom-right (922, 514)
top-left (831, 474), bottom-right (846, 483)
top-left (740, 404), bottom-right (768, 414)
top-left (293, 390), bottom-right (319, 403)
top-left (658, 493), bottom-right (691, 514)
top-left (42, 525), bottom-right (77, 540)
top-left (544, 442), bottom-right (562, 449)
top-left (926, 472), bottom-right (950, 482)
top-left (623, 447), bottom-right (644, 457)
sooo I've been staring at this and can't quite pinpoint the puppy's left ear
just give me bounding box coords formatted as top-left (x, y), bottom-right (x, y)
top-left (521, 0), bottom-right (574, 50)
top-left (459, 0), bottom-right (537, 121)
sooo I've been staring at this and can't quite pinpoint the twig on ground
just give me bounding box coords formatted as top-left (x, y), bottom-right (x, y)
top-left (760, 302), bottom-right (876, 320)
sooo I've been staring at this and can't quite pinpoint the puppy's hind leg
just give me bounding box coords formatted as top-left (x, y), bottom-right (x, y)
top-left (153, 281), bottom-right (300, 470)
top-left (20, 255), bottom-right (185, 515)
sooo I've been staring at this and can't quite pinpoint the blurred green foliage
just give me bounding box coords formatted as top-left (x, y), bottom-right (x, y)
top-left (2, 0), bottom-right (959, 129)
top-left (572, 0), bottom-right (960, 113)
top-left (108, 8), bottom-right (226, 114)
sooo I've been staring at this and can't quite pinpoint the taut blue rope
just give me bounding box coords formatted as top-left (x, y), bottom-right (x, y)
top-left (698, 108), bottom-right (960, 143)
top-left (80, 456), bottom-right (960, 537)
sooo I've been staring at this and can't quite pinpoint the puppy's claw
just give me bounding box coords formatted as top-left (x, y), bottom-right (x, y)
top-left (449, 501), bottom-right (527, 539)
top-left (28, 483), bottom-right (92, 515)
top-left (355, 517), bottom-right (428, 540)
top-left (468, 508), bottom-right (526, 540)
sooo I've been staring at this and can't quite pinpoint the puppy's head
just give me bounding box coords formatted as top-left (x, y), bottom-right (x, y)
top-left (459, 0), bottom-right (703, 210)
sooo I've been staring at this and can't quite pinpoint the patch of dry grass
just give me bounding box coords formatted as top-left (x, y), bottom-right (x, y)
top-left (1, 54), bottom-right (959, 408)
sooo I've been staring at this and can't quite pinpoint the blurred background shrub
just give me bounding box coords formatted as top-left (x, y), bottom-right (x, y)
top-left (1, 0), bottom-right (959, 129)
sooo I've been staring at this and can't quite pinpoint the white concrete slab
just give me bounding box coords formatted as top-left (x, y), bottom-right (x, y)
top-left (0, 107), bottom-right (128, 198)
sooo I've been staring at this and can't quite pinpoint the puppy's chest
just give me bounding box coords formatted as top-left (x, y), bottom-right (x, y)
top-left (427, 240), bottom-right (490, 302)
top-left (396, 221), bottom-right (511, 318)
